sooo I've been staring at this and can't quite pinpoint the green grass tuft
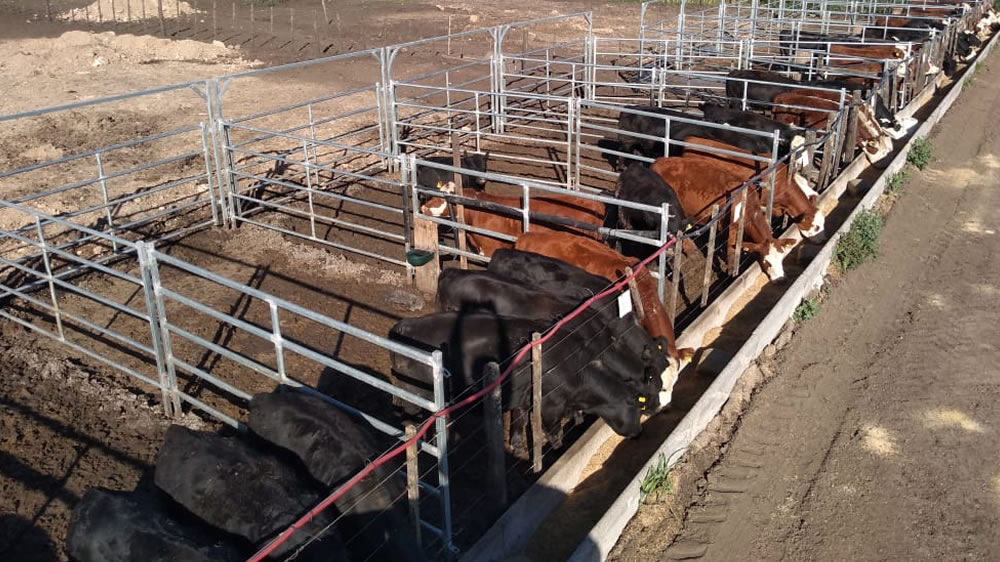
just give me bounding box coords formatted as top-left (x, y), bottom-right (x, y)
top-left (793, 297), bottom-right (820, 322)
top-left (640, 453), bottom-right (673, 504)
top-left (887, 167), bottom-right (911, 194)
top-left (835, 209), bottom-right (883, 272)
top-left (907, 137), bottom-right (933, 170)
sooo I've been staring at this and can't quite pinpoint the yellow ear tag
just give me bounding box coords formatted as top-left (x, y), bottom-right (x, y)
top-left (657, 344), bottom-right (663, 351)
top-left (685, 223), bottom-right (693, 231)
top-left (638, 396), bottom-right (646, 403)
top-left (436, 181), bottom-right (444, 189)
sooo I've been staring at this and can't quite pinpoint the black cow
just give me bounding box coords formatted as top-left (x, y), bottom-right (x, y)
top-left (66, 487), bottom-right (245, 562)
top-left (437, 268), bottom-right (580, 321)
top-left (388, 311), bottom-right (651, 447)
top-left (154, 426), bottom-right (345, 562)
top-left (699, 103), bottom-right (810, 164)
top-left (609, 163), bottom-right (691, 259)
top-left (616, 104), bottom-right (784, 164)
top-left (415, 151), bottom-right (490, 192)
top-left (248, 389), bottom-right (428, 562)
top-left (486, 248), bottom-right (611, 302)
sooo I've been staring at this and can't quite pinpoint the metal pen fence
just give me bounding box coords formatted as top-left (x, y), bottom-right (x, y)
top-left (1, 3), bottom-right (977, 557)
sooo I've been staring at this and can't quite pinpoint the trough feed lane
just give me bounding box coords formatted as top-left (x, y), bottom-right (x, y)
top-left (612, 52), bottom-right (1000, 562)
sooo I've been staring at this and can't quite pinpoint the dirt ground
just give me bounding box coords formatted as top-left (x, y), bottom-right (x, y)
top-left (610, 48), bottom-right (1000, 562)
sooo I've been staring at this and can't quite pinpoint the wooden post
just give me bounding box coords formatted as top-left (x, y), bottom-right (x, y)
top-left (483, 362), bottom-right (508, 511)
top-left (450, 133), bottom-right (468, 270)
top-left (269, 5), bottom-right (273, 34)
top-left (126, 0), bottom-right (130, 22)
top-left (232, 1), bottom-right (235, 31)
top-left (730, 191), bottom-right (746, 276)
top-left (841, 97), bottom-right (860, 165)
top-left (624, 266), bottom-right (645, 319)
top-left (413, 218), bottom-right (440, 295)
top-left (404, 424), bottom-right (422, 546)
top-left (701, 204), bottom-right (719, 307)
top-left (212, 0), bottom-right (217, 39)
top-left (818, 129), bottom-right (835, 188)
top-left (250, 3), bottom-right (254, 43)
top-left (669, 231), bottom-right (683, 322)
top-left (110, 0), bottom-right (116, 23)
top-left (85, 3), bottom-right (90, 23)
top-left (45, 0), bottom-right (51, 21)
top-left (321, 0), bottom-right (329, 24)
top-left (289, 6), bottom-right (294, 35)
top-left (157, 0), bottom-right (165, 35)
top-left (142, 0), bottom-right (146, 21)
top-left (97, 0), bottom-right (103, 22)
top-left (521, 29), bottom-right (528, 73)
top-left (531, 332), bottom-right (543, 474)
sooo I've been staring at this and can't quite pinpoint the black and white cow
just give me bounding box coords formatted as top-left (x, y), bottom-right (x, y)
top-left (154, 426), bottom-right (345, 562)
top-left (65, 487), bottom-right (245, 562)
top-left (248, 389), bottom-right (428, 562)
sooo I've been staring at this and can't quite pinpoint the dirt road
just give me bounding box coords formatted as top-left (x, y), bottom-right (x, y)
top-left (613, 51), bottom-right (1000, 562)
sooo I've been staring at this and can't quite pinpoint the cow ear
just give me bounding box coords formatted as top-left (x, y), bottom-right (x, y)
top-left (809, 194), bottom-right (819, 204)
top-left (462, 149), bottom-right (468, 158)
top-left (484, 150), bottom-right (491, 160)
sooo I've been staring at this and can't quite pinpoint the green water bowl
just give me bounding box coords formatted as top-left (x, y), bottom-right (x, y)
top-left (406, 249), bottom-right (435, 267)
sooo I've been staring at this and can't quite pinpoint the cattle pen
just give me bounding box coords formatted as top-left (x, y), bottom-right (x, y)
top-left (0, 0), bottom-right (987, 559)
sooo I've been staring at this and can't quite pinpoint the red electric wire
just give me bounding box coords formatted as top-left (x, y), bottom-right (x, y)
top-left (247, 235), bottom-right (678, 562)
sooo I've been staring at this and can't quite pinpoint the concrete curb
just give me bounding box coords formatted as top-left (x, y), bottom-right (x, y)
top-left (564, 29), bottom-right (1000, 562)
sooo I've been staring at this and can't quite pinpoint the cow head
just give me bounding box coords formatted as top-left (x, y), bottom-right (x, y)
top-left (884, 116), bottom-right (919, 140)
top-left (856, 104), bottom-right (893, 159)
top-left (895, 61), bottom-right (908, 78)
top-left (461, 150), bottom-right (490, 189)
top-left (420, 181), bottom-right (454, 217)
top-left (746, 238), bottom-right (796, 281)
top-left (792, 173), bottom-right (825, 239)
top-left (647, 336), bottom-right (683, 410)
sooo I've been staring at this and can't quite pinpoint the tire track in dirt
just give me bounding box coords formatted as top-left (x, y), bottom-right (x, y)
top-left (647, 53), bottom-right (1000, 562)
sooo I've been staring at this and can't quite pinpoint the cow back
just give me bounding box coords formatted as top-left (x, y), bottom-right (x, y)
top-left (437, 268), bottom-right (580, 321)
top-left (487, 248), bottom-right (610, 301)
top-left (66, 488), bottom-right (244, 562)
top-left (154, 426), bottom-right (324, 547)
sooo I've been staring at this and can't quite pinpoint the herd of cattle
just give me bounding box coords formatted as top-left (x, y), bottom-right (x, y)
top-left (66, 389), bottom-right (428, 561)
top-left (61, 5), bottom-right (997, 562)
top-left (402, 3), bottom-right (998, 453)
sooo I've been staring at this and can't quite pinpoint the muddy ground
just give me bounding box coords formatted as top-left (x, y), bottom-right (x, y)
top-left (610, 45), bottom-right (1000, 562)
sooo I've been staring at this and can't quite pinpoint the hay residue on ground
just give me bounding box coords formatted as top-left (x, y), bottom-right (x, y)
top-left (59, 0), bottom-right (199, 23)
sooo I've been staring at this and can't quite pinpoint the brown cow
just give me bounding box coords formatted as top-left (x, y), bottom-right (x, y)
top-left (772, 92), bottom-right (893, 158)
top-left (650, 157), bottom-right (797, 281)
top-left (512, 230), bottom-right (694, 381)
top-left (830, 43), bottom-right (907, 60)
top-left (680, 137), bottom-right (825, 239)
top-left (420, 182), bottom-right (605, 258)
top-left (783, 88), bottom-right (918, 140)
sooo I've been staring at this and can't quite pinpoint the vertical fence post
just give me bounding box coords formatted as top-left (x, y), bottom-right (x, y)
top-left (45, 0), bottom-right (51, 21)
top-left (430, 350), bottom-right (454, 555)
top-left (92, 153), bottom-right (120, 254)
top-left (197, 122), bottom-right (220, 227)
top-left (730, 190), bottom-right (746, 276)
top-left (658, 202), bottom-right (669, 302)
top-left (404, 423), bottom-right (422, 546)
top-left (267, 300), bottom-right (288, 383)
top-left (450, 133), bottom-right (468, 270)
top-left (302, 141), bottom-right (318, 240)
top-left (212, 0), bottom-right (217, 40)
top-left (250, 3), bottom-right (255, 43)
top-left (231, 1), bottom-right (235, 32)
top-left (111, 0), bottom-right (116, 23)
top-left (269, 5), bottom-right (273, 34)
top-left (313, 12), bottom-right (319, 56)
top-left (34, 218), bottom-right (65, 342)
top-left (483, 362), bottom-right (508, 512)
top-left (520, 183), bottom-right (531, 233)
top-left (766, 129), bottom-right (780, 220)
top-left (805, 130), bottom-right (817, 171)
top-left (531, 332), bottom-right (544, 474)
top-left (97, 0), bottom-right (103, 22)
top-left (701, 204), bottom-right (719, 307)
top-left (321, 0), bottom-right (329, 25)
top-left (669, 230), bottom-right (683, 322)
top-left (290, 6), bottom-right (294, 35)
top-left (842, 93), bottom-right (861, 165)
top-left (158, 0), bottom-right (165, 35)
top-left (137, 242), bottom-right (181, 418)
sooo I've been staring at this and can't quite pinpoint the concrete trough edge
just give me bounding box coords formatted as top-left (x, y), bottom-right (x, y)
top-left (565, 30), bottom-right (1000, 562)
top-left (460, 30), bottom-right (997, 562)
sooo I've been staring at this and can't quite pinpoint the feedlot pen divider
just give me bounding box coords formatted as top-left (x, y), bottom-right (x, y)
top-left (0, 3), bottom-right (946, 558)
